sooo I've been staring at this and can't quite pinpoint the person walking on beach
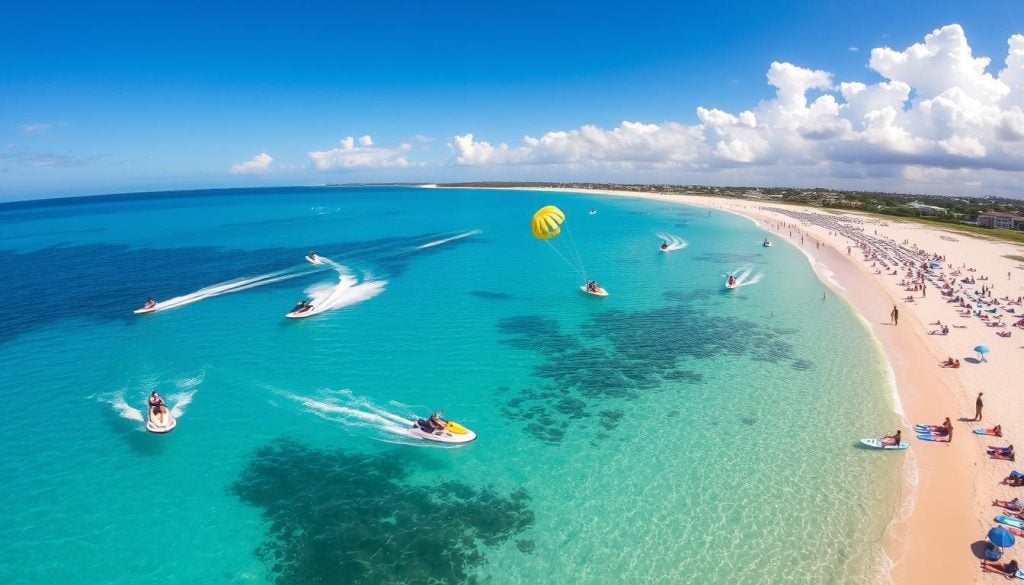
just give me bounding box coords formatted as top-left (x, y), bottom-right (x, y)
top-left (890, 305), bottom-right (899, 325)
top-left (975, 393), bottom-right (984, 422)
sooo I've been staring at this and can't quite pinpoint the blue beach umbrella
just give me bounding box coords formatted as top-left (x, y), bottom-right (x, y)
top-left (975, 345), bottom-right (991, 361)
top-left (989, 526), bottom-right (1016, 548)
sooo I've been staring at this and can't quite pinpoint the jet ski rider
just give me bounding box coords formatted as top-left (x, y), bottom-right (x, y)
top-left (428, 412), bottom-right (446, 431)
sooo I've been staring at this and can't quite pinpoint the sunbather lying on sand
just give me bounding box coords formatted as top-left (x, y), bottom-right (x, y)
top-left (981, 559), bottom-right (1020, 578)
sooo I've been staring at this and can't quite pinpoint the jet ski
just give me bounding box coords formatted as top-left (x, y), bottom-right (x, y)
top-left (725, 276), bottom-right (738, 289)
top-left (305, 253), bottom-right (322, 265)
top-left (580, 284), bottom-right (609, 297)
top-left (410, 417), bottom-right (477, 444)
top-left (762, 239), bottom-right (772, 248)
top-left (134, 300), bottom-right (158, 314)
top-left (588, 209), bottom-right (597, 215)
top-left (146, 405), bottom-right (177, 434)
top-left (285, 301), bottom-right (317, 319)
top-left (660, 243), bottom-right (671, 253)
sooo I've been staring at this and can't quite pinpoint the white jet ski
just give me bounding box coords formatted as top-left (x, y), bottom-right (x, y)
top-left (285, 302), bottom-right (317, 319)
top-left (146, 406), bottom-right (177, 434)
top-left (725, 277), bottom-right (738, 289)
top-left (134, 300), bottom-right (158, 314)
top-left (762, 239), bottom-right (772, 248)
top-left (410, 418), bottom-right (477, 444)
top-left (305, 253), bottom-right (322, 265)
top-left (587, 209), bottom-right (597, 215)
top-left (580, 285), bottom-right (609, 297)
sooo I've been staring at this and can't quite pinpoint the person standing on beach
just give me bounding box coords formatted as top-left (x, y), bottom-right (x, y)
top-left (890, 305), bottom-right (899, 325)
top-left (975, 393), bottom-right (984, 421)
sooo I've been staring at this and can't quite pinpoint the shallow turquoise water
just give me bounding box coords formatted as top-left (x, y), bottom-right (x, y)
top-left (0, 187), bottom-right (902, 584)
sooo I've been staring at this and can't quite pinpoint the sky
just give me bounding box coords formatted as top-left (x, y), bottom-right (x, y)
top-left (2, 0), bottom-right (1024, 201)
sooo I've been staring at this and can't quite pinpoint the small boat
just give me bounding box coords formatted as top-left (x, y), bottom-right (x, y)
top-left (410, 418), bottom-right (477, 444)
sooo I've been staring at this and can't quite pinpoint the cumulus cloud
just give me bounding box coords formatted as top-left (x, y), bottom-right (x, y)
top-left (307, 136), bottom-right (410, 170)
top-left (450, 24), bottom-right (1024, 193)
top-left (230, 153), bottom-right (274, 175)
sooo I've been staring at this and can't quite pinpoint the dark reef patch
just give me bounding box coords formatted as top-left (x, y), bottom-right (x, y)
top-left (469, 290), bottom-right (514, 301)
top-left (232, 438), bottom-right (534, 585)
top-left (496, 296), bottom-right (798, 443)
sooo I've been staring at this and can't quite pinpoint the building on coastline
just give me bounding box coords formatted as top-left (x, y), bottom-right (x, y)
top-left (907, 201), bottom-right (947, 216)
top-left (977, 211), bottom-right (1024, 230)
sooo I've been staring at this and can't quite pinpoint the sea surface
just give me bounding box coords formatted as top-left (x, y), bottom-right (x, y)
top-left (0, 186), bottom-right (903, 584)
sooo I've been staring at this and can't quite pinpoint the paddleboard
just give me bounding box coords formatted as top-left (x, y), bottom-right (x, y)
top-left (860, 438), bottom-right (909, 450)
top-left (914, 423), bottom-right (937, 431)
top-left (975, 428), bottom-right (998, 435)
top-left (997, 514), bottom-right (1024, 530)
top-left (580, 285), bottom-right (609, 297)
top-left (916, 433), bottom-right (948, 442)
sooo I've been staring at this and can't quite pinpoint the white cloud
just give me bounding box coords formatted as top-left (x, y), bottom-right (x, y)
top-left (307, 136), bottom-right (410, 170)
top-left (449, 24), bottom-right (1024, 195)
top-left (230, 153), bottom-right (274, 175)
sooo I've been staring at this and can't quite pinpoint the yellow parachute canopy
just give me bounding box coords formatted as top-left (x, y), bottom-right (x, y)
top-left (531, 205), bottom-right (566, 241)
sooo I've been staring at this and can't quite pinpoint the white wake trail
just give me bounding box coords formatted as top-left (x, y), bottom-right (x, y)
top-left (727, 264), bottom-right (765, 288)
top-left (294, 257), bottom-right (387, 318)
top-left (152, 268), bottom-right (310, 312)
top-left (654, 231), bottom-right (688, 251)
top-left (415, 229), bottom-right (482, 250)
top-left (279, 389), bottom-right (439, 446)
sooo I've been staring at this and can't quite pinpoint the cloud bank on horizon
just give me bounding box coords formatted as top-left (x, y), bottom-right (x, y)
top-left (448, 24), bottom-right (1024, 193)
top-left (226, 24), bottom-right (1023, 196)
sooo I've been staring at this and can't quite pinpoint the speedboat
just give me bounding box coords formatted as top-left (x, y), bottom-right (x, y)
top-left (305, 253), bottom-right (322, 265)
top-left (725, 276), bottom-right (738, 289)
top-left (146, 405), bottom-right (177, 434)
top-left (580, 284), bottom-right (609, 297)
top-left (410, 418), bottom-right (477, 444)
top-left (762, 239), bottom-right (772, 248)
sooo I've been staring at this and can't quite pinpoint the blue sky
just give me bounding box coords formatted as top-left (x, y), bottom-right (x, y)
top-left (2, 1), bottom-right (1024, 200)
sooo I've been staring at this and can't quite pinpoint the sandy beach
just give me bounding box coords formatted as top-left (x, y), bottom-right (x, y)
top-left (522, 187), bottom-right (1024, 584)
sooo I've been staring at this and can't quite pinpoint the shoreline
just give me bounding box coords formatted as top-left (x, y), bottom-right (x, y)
top-left (500, 186), bottom-right (1024, 584)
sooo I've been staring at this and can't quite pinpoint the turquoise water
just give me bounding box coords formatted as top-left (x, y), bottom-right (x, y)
top-left (0, 186), bottom-right (902, 584)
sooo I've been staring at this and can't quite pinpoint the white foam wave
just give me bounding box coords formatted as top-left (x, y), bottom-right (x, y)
top-left (654, 231), bottom-right (688, 251)
top-left (95, 391), bottom-right (145, 422)
top-left (168, 390), bottom-right (196, 418)
top-left (415, 229), bottom-right (482, 250)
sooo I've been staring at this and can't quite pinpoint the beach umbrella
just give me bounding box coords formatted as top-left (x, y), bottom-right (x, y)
top-left (975, 345), bottom-right (991, 361)
top-left (989, 526), bottom-right (1016, 548)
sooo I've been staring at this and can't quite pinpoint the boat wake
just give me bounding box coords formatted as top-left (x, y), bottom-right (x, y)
top-left (148, 268), bottom-right (310, 313)
top-left (95, 372), bottom-right (204, 428)
top-left (655, 231), bottom-right (687, 251)
top-left (279, 388), bottom-right (443, 446)
top-left (726, 265), bottom-right (765, 288)
top-left (415, 229), bottom-right (482, 250)
top-left (293, 257), bottom-right (387, 318)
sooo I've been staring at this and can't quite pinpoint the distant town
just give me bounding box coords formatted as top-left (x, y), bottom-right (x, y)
top-left (439, 181), bottom-right (1024, 233)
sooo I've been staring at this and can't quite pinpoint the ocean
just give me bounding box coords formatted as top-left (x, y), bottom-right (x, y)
top-left (0, 186), bottom-right (902, 584)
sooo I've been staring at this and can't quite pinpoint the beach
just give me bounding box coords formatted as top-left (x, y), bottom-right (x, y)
top-left (531, 187), bottom-right (1024, 584)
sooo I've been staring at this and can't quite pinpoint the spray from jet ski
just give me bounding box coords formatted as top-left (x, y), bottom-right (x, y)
top-left (654, 232), bottom-right (687, 252)
top-left (724, 264), bottom-right (765, 288)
